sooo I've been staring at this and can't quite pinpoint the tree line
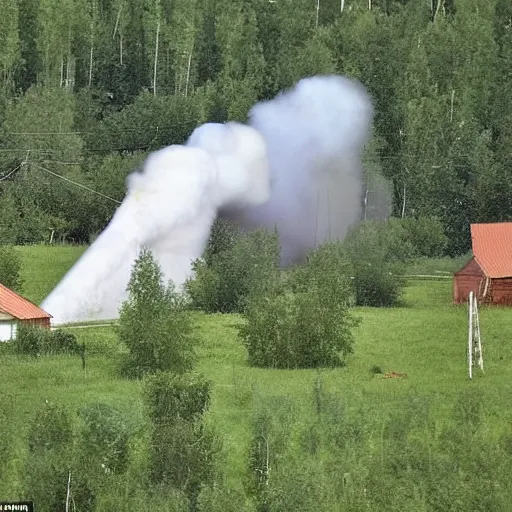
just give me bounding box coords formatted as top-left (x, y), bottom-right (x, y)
top-left (0, 0), bottom-right (511, 254)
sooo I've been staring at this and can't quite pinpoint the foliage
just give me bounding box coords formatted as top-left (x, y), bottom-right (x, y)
top-left (143, 371), bottom-right (220, 509)
top-left (0, 393), bottom-right (14, 484)
top-left (240, 241), bottom-right (357, 369)
top-left (77, 402), bottom-right (132, 475)
top-left (118, 248), bottom-right (196, 379)
top-left (186, 228), bottom-right (280, 314)
top-left (246, 396), bottom-right (297, 498)
top-left (12, 324), bottom-right (81, 356)
top-left (202, 217), bottom-right (242, 267)
top-left (401, 216), bottom-right (448, 258)
top-left (344, 220), bottom-right (415, 307)
top-left (0, 244), bottom-right (22, 291)
top-left (24, 402), bottom-right (74, 512)
top-left (0, 0), bottom-right (508, 252)
top-left (143, 371), bottom-right (212, 426)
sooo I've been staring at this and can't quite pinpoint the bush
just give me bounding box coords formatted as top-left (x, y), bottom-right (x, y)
top-left (247, 397), bottom-right (297, 498)
top-left (12, 324), bottom-right (80, 356)
top-left (143, 372), bottom-right (212, 426)
top-left (240, 242), bottom-right (357, 369)
top-left (0, 244), bottom-right (23, 292)
top-left (0, 394), bottom-right (14, 484)
top-left (401, 216), bottom-right (448, 257)
top-left (143, 371), bottom-right (220, 508)
top-left (149, 420), bottom-right (221, 501)
top-left (186, 228), bottom-right (281, 314)
top-left (118, 249), bottom-right (196, 379)
top-left (202, 217), bottom-right (242, 266)
top-left (24, 402), bottom-right (74, 512)
top-left (77, 402), bottom-right (132, 475)
top-left (344, 220), bottom-right (415, 307)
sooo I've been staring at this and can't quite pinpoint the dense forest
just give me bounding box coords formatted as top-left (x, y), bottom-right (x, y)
top-left (0, 0), bottom-right (511, 255)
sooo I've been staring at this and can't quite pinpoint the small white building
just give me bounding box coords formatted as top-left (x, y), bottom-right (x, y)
top-left (0, 283), bottom-right (52, 341)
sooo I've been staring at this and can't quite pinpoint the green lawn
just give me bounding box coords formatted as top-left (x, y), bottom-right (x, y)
top-left (3, 246), bottom-right (512, 507)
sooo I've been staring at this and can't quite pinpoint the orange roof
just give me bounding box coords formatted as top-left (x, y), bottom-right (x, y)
top-left (471, 223), bottom-right (512, 278)
top-left (0, 283), bottom-right (52, 320)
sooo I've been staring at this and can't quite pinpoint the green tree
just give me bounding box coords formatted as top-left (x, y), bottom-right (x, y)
top-left (118, 248), bottom-right (196, 379)
top-left (240, 241), bottom-right (357, 369)
top-left (24, 402), bottom-right (74, 512)
top-left (14, 0), bottom-right (40, 91)
top-left (186, 228), bottom-right (280, 314)
top-left (143, 371), bottom-right (221, 510)
top-left (0, 244), bottom-right (22, 291)
top-left (344, 220), bottom-right (415, 307)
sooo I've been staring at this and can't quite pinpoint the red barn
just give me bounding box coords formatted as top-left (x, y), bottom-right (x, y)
top-left (0, 283), bottom-right (52, 341)
top-left (453, 222), bottom-right (512, 305)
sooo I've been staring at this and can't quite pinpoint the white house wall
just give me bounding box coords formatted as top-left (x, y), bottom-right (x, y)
top-left (0, 320), bottom-right (16, 341)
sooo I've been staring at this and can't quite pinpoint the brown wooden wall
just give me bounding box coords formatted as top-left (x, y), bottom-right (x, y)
top-left (20, 318), bottom-right (51, 329)
top-left (488, 278), bottom-right (512, 306)
top-left (453, 257), bottom-right (484, 304)
top-left (453, 275), bottom-right (484, 304)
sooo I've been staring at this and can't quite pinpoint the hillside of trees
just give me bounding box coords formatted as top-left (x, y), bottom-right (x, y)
top-left (0, 0), bottom-right (511, 255)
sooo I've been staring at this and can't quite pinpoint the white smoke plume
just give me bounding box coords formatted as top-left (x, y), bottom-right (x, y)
top-left (41, 75), bottom-right (373, 325)
top-left (224, 75), bottom-right (373, 264)
top-left (42, 124), bottom-right (270, 324)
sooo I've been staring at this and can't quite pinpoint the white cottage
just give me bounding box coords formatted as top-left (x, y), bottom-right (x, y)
top-left (0, 283), bottom-right (52, 341)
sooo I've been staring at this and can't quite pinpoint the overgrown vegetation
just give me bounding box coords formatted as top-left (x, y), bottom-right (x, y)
top-left (0, 244), bottom-right (23, 292)
top-left (118, 248), bottom-right (196, 378)
top-left (343, 219), bottom-right (415, 306)
top-left (12, 324), bottom-right (81, 356)
top-left (144, 372), bottom-right (220, 509)
top-left (186, 226), bottom-right (280, 314)
top-left (24, 402), bottom-right (74, 512)
top-left (1, 248), bottom-right (510, 511)
top-left (240, 241), bottom-right (357, 368)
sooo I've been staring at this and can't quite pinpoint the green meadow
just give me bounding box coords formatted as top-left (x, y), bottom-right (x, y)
top-left (2, 245), bottom-right (512, 509)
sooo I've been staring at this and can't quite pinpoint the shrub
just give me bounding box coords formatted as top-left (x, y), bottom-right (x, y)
top-left (12, 324), bottom-right (80, 356)
top-left (77, 402), bottom-right (132, 475)
top-left (0, 394), bottom-right (14, 483)
top-left (401, 216), bottom-right (448, 257)
top-left (186, 228), bottom-right (281, 313)
top-left (143, 371), bottom-right (220, 508)
top-left (0, 244), bottom-right (23, 292)
top-left (118, 249), bottom-right (196, 379)
top-left (240, 242), bottom-right (357, 369)
top-left (344, 220), bottom-right (415, 307)
top-left (27, 402), bottom-right (74, 453)
top-left (149, 419), bottom-right (221, 502)
top-left (202, 217), bottom-right (242, 266)
top-left (247, 397), bottom-right (297, 499)
top-left (44, 329), bottom-right (81, 355)
top-left (143, 371), bottom-right (212, 425)
top-left (24, 402), bottom-right (74, 512)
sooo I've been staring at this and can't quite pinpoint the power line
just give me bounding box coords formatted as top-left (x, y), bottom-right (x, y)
top-left (32, 164), bottom-right (122, 204)
top-left (0, 164), bottom-right (22, 181)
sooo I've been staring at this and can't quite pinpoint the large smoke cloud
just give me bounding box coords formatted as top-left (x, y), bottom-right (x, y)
top-left (227, 75), bottom-right (373, 264)
top-left (41, 75), bottom-right (373, 325)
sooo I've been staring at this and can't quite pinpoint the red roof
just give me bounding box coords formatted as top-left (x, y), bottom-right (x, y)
top-left (471, 223), bottom-right (512, 278)
top-left (0, 283), bottom-right (52, 320)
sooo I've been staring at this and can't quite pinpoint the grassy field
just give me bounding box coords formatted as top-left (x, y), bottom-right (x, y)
top-left (2, 245), bottom-right (512, 508)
